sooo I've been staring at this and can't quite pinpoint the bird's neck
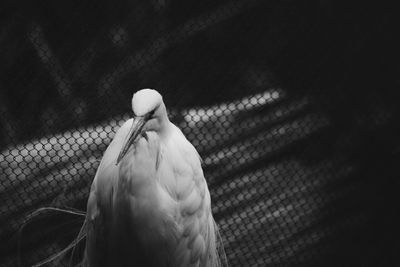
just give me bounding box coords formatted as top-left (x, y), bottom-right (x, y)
top-left (156, 103), bottom-right (172, 138)
top-left (157, 119), bottom-right (173, 141)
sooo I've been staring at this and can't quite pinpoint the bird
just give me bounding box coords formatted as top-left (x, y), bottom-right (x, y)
top-left (84, 89), bottom-right (226, 267)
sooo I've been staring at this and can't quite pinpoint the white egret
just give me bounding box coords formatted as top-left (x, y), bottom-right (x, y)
top-left (84, 89), bottom-right (226, 267)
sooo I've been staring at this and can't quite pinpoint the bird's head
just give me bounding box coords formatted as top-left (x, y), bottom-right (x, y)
top-left (117, 89), bottom-right (168, 164)
top-left (131, 88), bottom-right (163, 117)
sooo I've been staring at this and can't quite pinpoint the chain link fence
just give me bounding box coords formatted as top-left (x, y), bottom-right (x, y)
top-left (1, 1), bottom-right (399, 266)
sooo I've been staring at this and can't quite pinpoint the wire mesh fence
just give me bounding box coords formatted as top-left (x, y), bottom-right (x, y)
top-left (1, 1), bottom-right (399, 266)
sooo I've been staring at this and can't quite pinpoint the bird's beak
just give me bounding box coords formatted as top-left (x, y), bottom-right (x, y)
top-left (116, 115), bottom-right (149, 165)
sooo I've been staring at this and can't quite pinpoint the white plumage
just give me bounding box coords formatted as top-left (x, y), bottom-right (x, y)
top-left (84, 89), bottom-right (226, 267)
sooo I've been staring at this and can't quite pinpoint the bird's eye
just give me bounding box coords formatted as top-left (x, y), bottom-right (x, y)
top-left (149, 109), bottom-right (156, 117)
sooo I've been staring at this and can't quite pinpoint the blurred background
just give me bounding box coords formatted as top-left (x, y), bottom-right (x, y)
top-left (0, 1), bottom-right (399, 266)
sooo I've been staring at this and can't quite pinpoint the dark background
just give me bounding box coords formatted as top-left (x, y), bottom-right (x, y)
top-left (1, 1), bottom-right (399, 266)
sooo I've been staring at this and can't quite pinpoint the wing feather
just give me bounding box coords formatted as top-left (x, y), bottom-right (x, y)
top-left (84, 120), bottom-right (132, 266)
top-left (166, 126), bottom-right (227, 267)
top-left (85, 184), bottom-right (109, 267)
